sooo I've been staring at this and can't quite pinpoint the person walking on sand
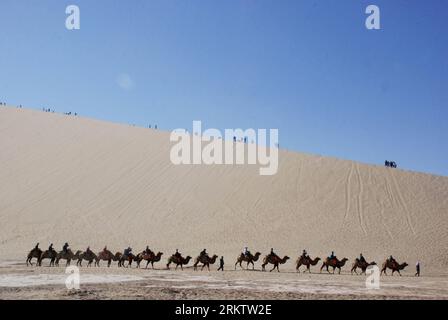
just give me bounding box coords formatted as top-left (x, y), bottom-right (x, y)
top-left (218, 256), bottom-right (224, 271)
top-left (415, 261), bottom-right (421, 277)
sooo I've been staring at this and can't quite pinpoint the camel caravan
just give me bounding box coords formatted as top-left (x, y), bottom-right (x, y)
top-left (26, 243), bottom-right (412, 276)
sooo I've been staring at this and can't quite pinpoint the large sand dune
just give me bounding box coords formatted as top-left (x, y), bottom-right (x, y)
top-left (1, 106), bottom-right (447, 274)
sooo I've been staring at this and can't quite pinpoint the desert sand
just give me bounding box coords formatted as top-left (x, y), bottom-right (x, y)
top-left (0, 105), bottom-right (447, 299)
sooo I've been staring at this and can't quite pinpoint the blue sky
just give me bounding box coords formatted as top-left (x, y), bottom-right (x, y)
top-left (0, 0), bottom-right (447, 176)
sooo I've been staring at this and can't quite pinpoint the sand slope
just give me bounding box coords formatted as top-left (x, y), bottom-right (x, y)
top-left (1, 106), bottom-right (447, 273)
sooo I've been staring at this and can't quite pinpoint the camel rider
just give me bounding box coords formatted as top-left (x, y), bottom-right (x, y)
top-left (301, 249), bottom-right (308, 258)
top-left (328, 251), bottom-right (336, 260)
top-left (103, 246), bottom-right (107, 252)
top-left (124, 247), bottom-right (132, 258)
top-left (145, 246), bottom-right (152, 255)
top-left (34, 243), bottom-right (40, 250)
top-left (243, 247), bottom-right (250, 257)
top-left (48, 243), bottom-right (54, 252)
top-left (63, 242), bottom-right (69, 254)
top-left (200, 249), bottom-right (207, 257)
top-left (270, 248), bottom-right (279, 259)
top-left (174, 249), bottom-right (181, 258)
top-left (86, 246), bottom-right (92, 255)
top-left (359, 253), bottom-right (366, 263)
top-left (388, 255), bottom-right (397, 265)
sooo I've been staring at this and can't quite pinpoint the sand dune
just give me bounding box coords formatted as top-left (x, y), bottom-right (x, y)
top-left (1, 106), bottom-right (447, 274)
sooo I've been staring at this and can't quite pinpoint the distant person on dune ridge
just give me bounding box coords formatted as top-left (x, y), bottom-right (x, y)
top-left (415, 261), bottom-right (421, 277)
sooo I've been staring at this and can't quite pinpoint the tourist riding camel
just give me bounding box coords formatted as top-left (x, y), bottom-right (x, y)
top-left (296, 255), bottom-right (321, 273)
top-left (166, 253), bottom-right (192, 270)
top-left (381, 257), bottom-right (408, 276)
top-left (119, 248), bottom-right (135, 268)
top-left (194, 254), bottom-right (218, 271)
top-left (351, 256), bottom-right (376, 275)
top-left (95, 247), bottom-right (116, 267)
top-left (320, 256), bottom-right (349, 274)
top-left (77, 249), bottom-right (98, 267)
top-left (55, 248), bottom-right (76, 267)
top-left (261, 251), bottom-right (290, 272)
top-left (26, 243), bottom-right (42, 266)
top-left (235, 251), bottom-right (262, 270)
top-left (141, 251), bottom-right (163, 269)
top-left (62, 242), bottom-right (69, 254)
top-left (38, 248), bottom-right (58, 267)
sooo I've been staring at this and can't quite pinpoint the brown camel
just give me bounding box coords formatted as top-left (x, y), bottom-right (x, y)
top-left (351, 259), bottom-right (377, 275)
top-left (55, 249), bottom-right (78, 267)
top-left (38, 250), bottom-right (58, 266)
top-left (261, 254), bottom-right (290, 272)
top-left (193, 254), bottom-right (218, 271)
top-left (95, 249), bottom-right (116, 267)
top-left (137, 251), bottom-right (164, 269)
top-left (166, 255), bottom-right (192, 270)
top-left (296, 256), bottom-right (321, 273)
top-left (26, 247), bottom-right (42, 266)
top-left (380, 259), bottom-right (408, 276)
top-left (76, 251), bottom-right (98, 267)
top-left (119, 253), bottom-right (136, 268)
top-left (235, 252), bottom-right (261, 270)
top-left (320, 257), bottom-right (349, 274)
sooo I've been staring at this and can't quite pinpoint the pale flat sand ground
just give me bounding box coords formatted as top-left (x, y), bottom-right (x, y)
top-left (0, 105), bottom-right (447, 299)
top-left (0, 260), bottom-right (447, 300)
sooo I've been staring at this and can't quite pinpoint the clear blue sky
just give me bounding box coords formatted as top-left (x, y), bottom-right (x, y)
top-left (1, 0), bottom-right (447, 176)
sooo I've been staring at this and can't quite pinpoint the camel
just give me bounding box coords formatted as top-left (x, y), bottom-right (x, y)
top-left (295, 256), bottom-right (321, 273)
top-left (380, 259), bottom-right (408, 276)
top-left (235, 252), bottom-right (261, 270)
top-left (320, 257), bottom-right (349, 274)
top-left (166, 255), bottom-right (192, 270)
top-left (118, 253), bottom-right (136, 268)
top-left (76, 251), bottom-right (98, 267)
top-left (38, 250), bottom-right (58, 267)
top-left (193, 254), bottom-right (218, 271)
top-left (55, 249), bottom-right (78, 267)
top-left (351, 259), bottom-right (377, 275)
top-left (95, 249), bottom-right (117, 267)
top-left (261, 254), bottom-right (290, 272)
top-left (26, 247), bottom-right (42, 266)
top-left (137, 251), bottom-right (164, 269)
